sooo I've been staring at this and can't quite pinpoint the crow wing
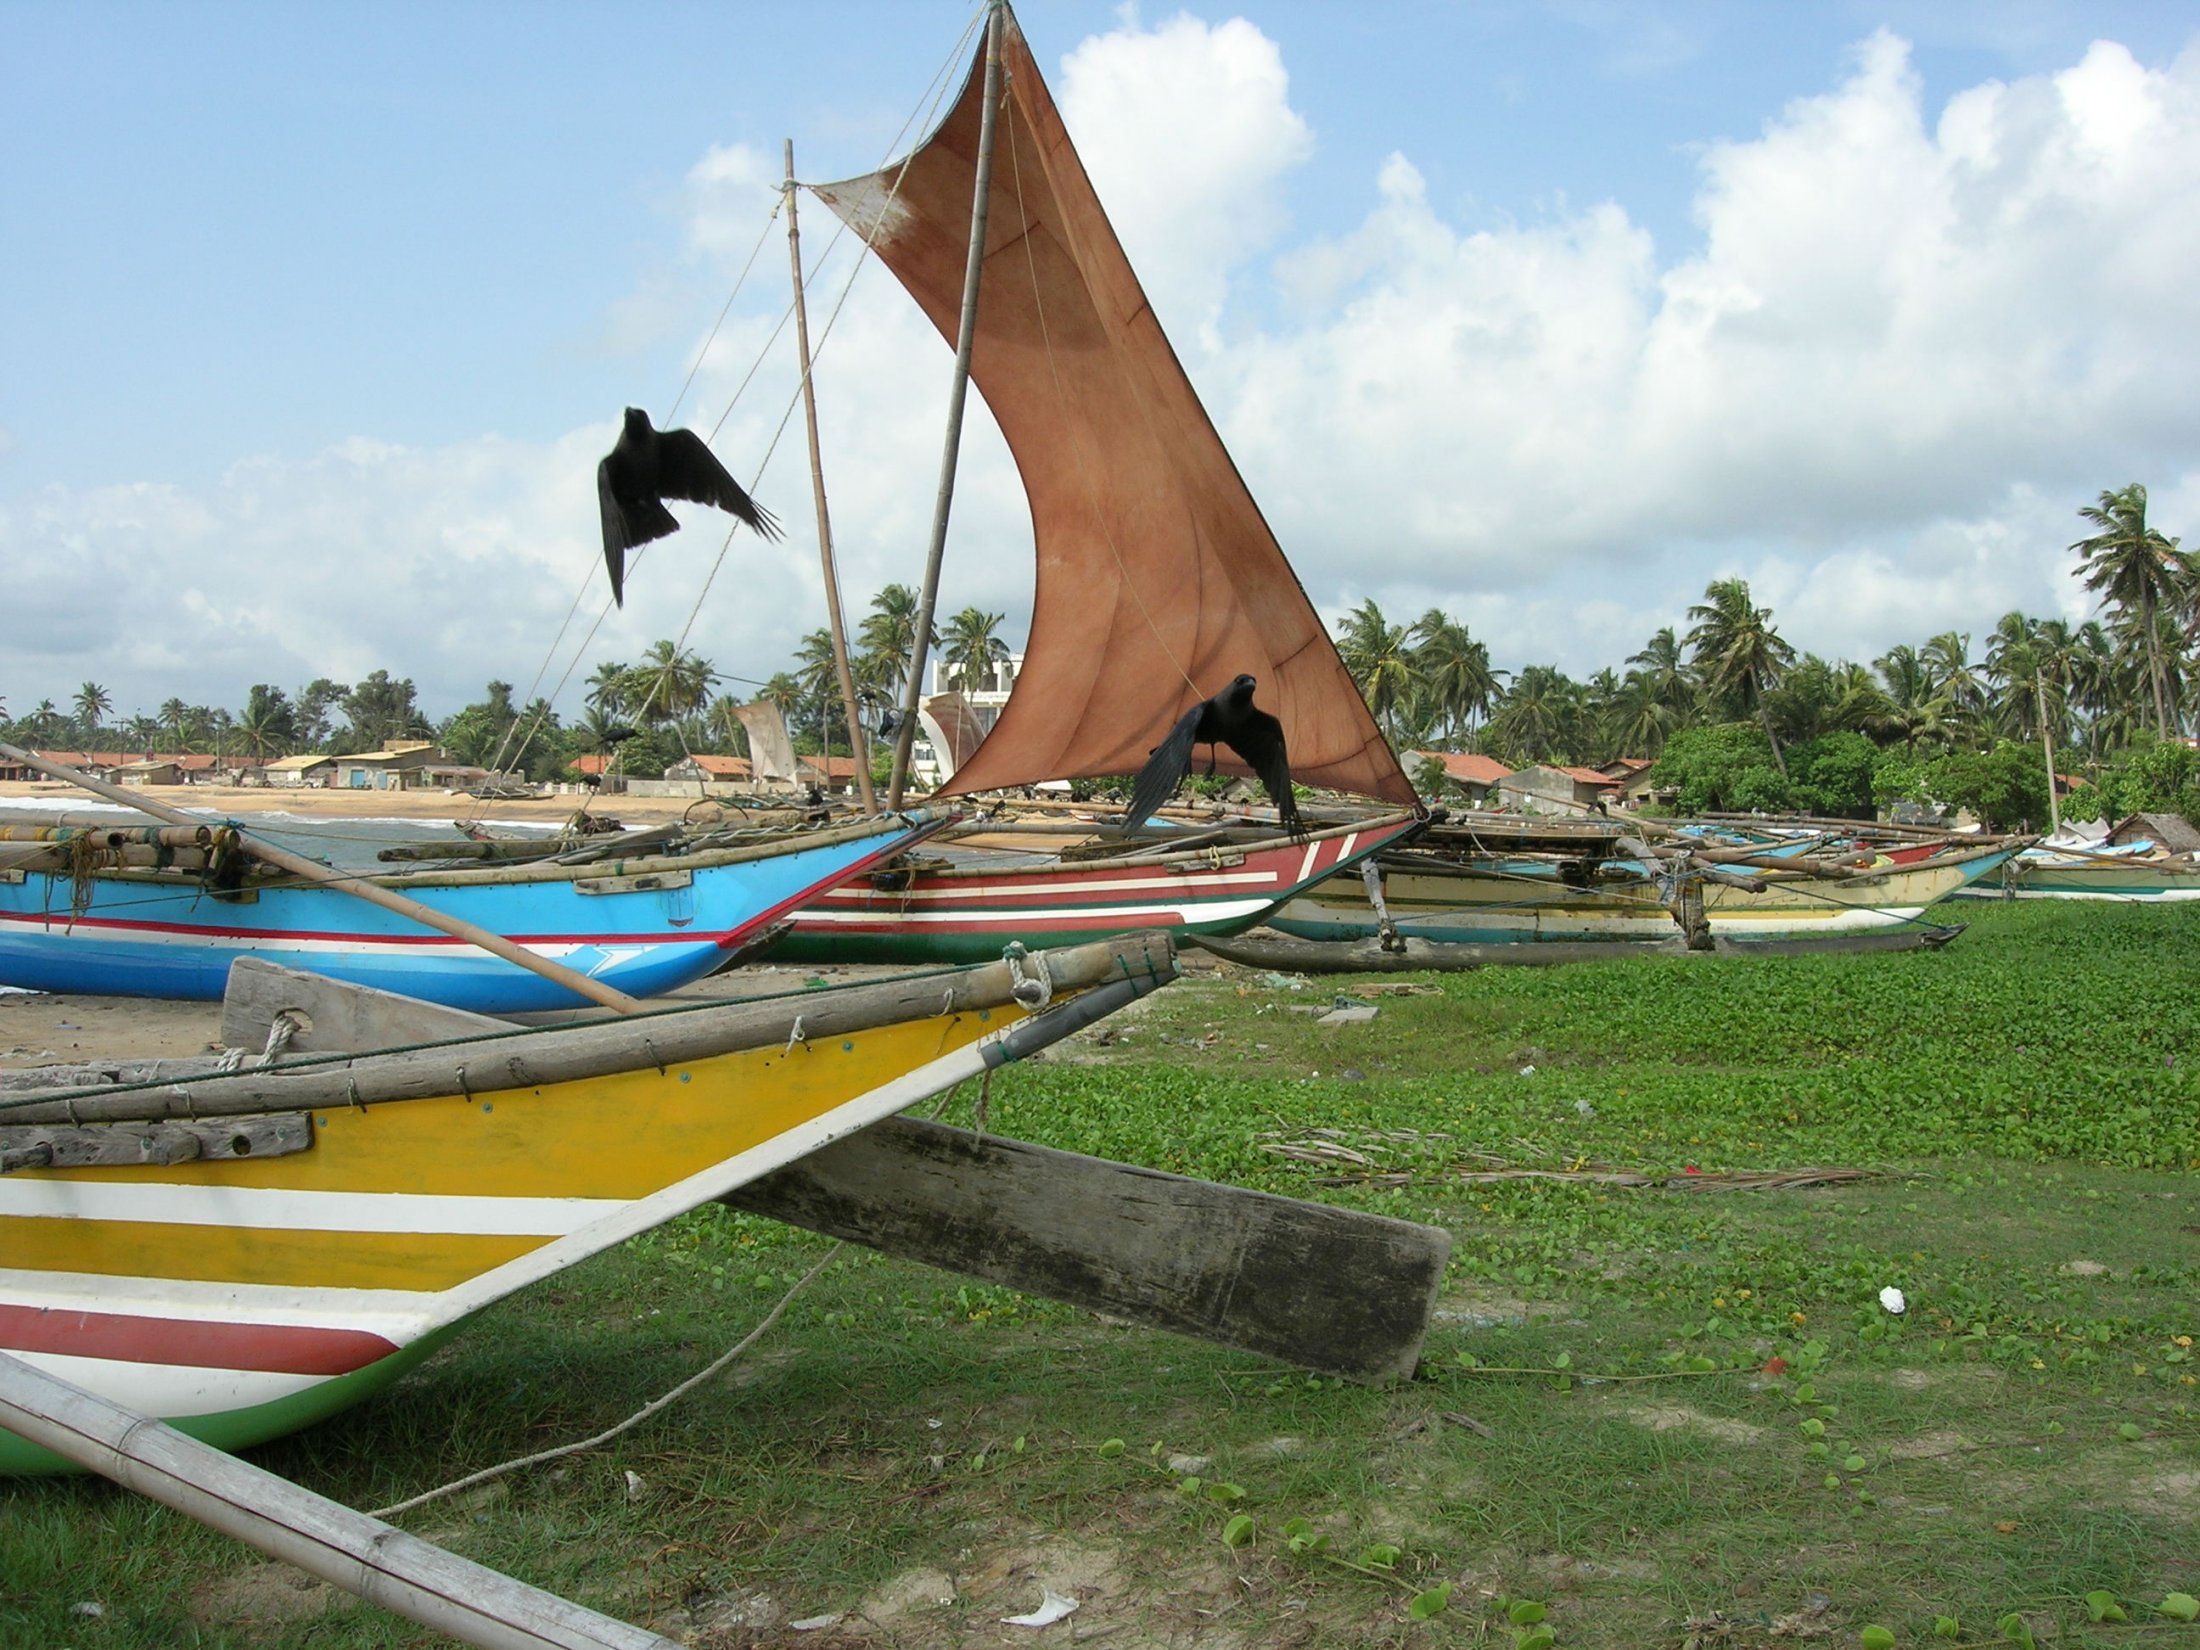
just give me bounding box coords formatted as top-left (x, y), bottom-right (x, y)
top-left (1124, 699), bottom-right (1208, 831)
top-left (1223, 706), bottom-right (1300, 829)
top-left (653, 429), bottom-right (784, 541)
top-left (598, 461), bottom-right (681, 606)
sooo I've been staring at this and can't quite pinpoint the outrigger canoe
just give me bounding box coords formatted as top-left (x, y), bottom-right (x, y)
top-left (775, 812), bottom-right (1425, 965)
top-left (0, 806), bottom-right (937, 1012)
top-left (1273, 840), bottom-right (2014, 946)
top-left (0, 931), bottom-right (1174, 1475)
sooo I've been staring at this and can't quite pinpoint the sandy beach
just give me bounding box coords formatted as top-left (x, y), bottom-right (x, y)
top-left (0, 778), bottom-right (838, 1069)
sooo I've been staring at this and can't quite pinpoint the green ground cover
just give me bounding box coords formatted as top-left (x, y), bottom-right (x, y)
top-left (4, 899), bottom-right (2196, 1649)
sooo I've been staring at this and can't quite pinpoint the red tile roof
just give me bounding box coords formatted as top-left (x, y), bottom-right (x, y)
top-left (677, 754), bottom-right (753, 779)
top-left (1408, 751), bottom-right (1513, 785)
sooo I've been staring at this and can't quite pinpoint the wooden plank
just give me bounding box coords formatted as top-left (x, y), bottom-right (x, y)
top-left (722, 1115), bottom-right (1451, 1384)
top-left (220, 956), bottom-right (510, 1055)
top-left (0, 1113), bottom-right (311, 1173)
top-left (0, 1351), bottom-right (677, 1650)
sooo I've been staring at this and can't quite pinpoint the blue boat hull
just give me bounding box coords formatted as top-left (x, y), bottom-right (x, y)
top-left (0, 817), bottom-right (928, 1012)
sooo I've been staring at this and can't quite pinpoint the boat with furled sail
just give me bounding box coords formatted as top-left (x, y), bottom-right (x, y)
top-left (764, 5), bottom-right (1424, 962)
top-left (0, 931), bottom-right (1176, 1474)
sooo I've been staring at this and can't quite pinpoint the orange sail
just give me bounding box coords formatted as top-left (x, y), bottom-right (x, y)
top-left (811, 8), bottom-right (1418, 809)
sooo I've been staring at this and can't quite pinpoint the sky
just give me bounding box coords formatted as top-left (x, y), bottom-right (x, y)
top-left (5, 0), bottom-right (2200, 729)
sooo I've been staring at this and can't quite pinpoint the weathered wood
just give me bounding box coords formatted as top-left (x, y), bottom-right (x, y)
top-left (1188, 924), bottom-right (1961, 973)
top-left (722, 1115), bottom-right (1452, 1384)
top-left (2, 933), bottom-right (1175, 1124)
top-left (220, 957), bottom-right (510, 1055)
top-left (0, 1113), bottom-right (310, 1173)
top-left (2, 1057), bottom-right (241, 1092)
top-left (0, 1352), bottom-right (677, 1650)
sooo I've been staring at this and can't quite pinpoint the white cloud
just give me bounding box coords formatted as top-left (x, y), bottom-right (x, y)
top-left (11, 17), bottom-right (2200, 728)
top-left (1213, 24), bottom-right (2200, 671)
top-left (1057, 12), bottom-right (1313, 347)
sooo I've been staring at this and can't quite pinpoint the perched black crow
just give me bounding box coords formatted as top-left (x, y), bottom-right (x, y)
top-left (1125, 673), bottom-right (1302, 833)
top-left (596, 408), bottom-right (782, 605)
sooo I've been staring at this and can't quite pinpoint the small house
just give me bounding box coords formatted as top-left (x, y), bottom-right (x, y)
top-left (665, 754), bottom-right (755, 785)
top-left (333, 740), bottom-right (440, 792)
top-left (1406, 751), bottom-right (1513, 807)
top-left (262, 753), bottom-right (337, 788)
top-left (2107, 812), bottom-right (2200, 855)
top-left (1493, 764), bottom-right (1621, 816)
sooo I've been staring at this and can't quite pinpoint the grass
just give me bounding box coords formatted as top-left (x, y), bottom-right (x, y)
top-left (4, 899), bottom-right (2198, 1649)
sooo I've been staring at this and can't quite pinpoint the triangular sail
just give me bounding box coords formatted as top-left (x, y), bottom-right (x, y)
top-left (812, 8), bottom-right (1418, 808)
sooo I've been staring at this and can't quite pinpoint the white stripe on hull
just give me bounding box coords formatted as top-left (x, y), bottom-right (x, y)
top-left (13, 1348), bottom-right (335, 1422)
top-left (0, 1266), bottom-right (442, 1326)
top-left (0, 1181), bottom-right (626, 1236)
top-left (796, 896), bottom-right (1276, 929)
top-left (812, 871), bottom-right (1281, 905)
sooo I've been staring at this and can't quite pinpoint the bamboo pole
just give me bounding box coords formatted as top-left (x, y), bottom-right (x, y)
top-left (0, 742), bottom-right (644, 1014)
top-left (785, 140), bottom-right (877, 814)
top-left (0, 1352), bottom-right (676, 1650)
top-left (887, 0), bottom-right (1006, 808)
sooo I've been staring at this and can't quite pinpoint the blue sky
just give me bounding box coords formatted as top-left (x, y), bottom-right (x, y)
top-left (4, 0), bottom-right (2199, 723)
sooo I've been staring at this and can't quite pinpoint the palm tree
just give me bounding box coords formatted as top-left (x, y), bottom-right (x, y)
top-left (1487, 665), bottom-right (1583, 767)
top-left (1608, 673), bottom-right (1680, 758)
top-left (759, 672), bottom-right (803, 729)
top-left (794, 628), bottom-right (845, 750)
top-left (626, 641), bottom-right (717, 726)
top-left (1873, 645), bottom-right (1944, 753)
top-left (1626, 627), bottom-right (1696, 718)
top-left (236, 700), bottom-right (290, 761)
top-left (1920, 632), bottom-right (1986, 739)
top-left (72, 682), bottom-right (112, 741)
top-left (858, 584), bottom-right (928, 702)
top-left (27, 699), bottom-right (63, 743)
top-left (158, 698), bottom-right (191, 753)
top-left (1685, 578), bottom-right (1795, 775)
top-left (584, 660), bottom-right (632, 720)
top-left (1407, 609), bottom-right (1501, 742)
top-left (1337, 599), bottom-right (1415, 741)
top-left (2072, 484), bottom-right (2194, 738)
top-left (938, 608), bottom-right (1010, 695)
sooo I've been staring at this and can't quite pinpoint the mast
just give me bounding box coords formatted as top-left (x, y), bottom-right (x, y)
top-left (887, 0), bottom-right (1006, 808)
top-left (785, 140), bottom-right (877, 813)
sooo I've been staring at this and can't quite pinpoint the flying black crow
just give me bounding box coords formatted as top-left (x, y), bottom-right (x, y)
top-left (596, 408), bottom-right (783, 605)
top-left (1125, 673), bottom-right (1302, 834)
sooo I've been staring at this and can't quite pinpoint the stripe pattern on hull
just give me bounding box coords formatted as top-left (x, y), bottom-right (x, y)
top-left (0, 817), bottom-right (928, 1011)
top-left (780, 819), bottom-right (1420, 964)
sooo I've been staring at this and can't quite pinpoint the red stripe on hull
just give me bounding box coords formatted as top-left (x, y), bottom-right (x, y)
top-left (0, 1303), bottom-right (399, 1376)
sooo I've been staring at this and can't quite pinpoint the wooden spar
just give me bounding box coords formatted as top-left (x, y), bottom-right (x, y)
top-left (0, 1353), bottom-right (677, 1650)
top-left (723, 1114), bottom-right (1450, 1383)
top-left (886, 0), bottom-right (1005, 808)
top-left (785, 139), bottom-right (877, 815)
top-left (6, 934), bottom-right (1173, 1125)
top-left (0, 741), bottom-right (645, 1015)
